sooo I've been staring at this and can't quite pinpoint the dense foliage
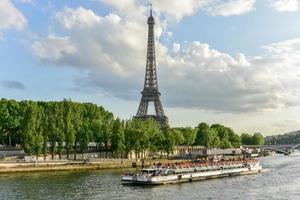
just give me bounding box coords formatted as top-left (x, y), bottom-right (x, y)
top-left (240, 133), bottom-right (265, 145)
top-left (265, 131), bottom-right (300, 145)
top-left (194, 123), bottom-right (242, 148)
top-left (0, 99), bottom-right (193, 159)
top-left (0, 99), bottom-right (265, 159)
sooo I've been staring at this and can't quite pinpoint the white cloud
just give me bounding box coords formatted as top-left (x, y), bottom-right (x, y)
top-left (31, 35), bottom-right (77, 61)
top-left (263, 38), bottom-right (300, 53)
top-left (270, 0), bottom-right (299, 12)
top-left (152, 0), bottom-right (256, 20)
top-left (56, 7), bottom-right (101, 29)
top-left (100, 0), bottom-right (256, 22)
top-left (206, 0), bottom-right (256, 16)
top-left (33, 6), bottom-right (149, 77)
top-left (31, 5), bottom-right (300, 113)
top-left (151, 0), bottom-right (209, 21)
top-left (160, 39), bottom-right (300, 112)
top-left (0, 0), bottom-right (27, 33)
top-left (18, 0), bottom-right (34, 5)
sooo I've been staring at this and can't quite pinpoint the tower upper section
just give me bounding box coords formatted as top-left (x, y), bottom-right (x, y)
top-left (143, 4), bottom-right (158, 91)
top-left (147, 5), bottom-right (155, 25)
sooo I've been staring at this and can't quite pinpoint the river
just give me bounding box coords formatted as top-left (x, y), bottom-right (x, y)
top-left (0, 153), bottom-right (300, 200)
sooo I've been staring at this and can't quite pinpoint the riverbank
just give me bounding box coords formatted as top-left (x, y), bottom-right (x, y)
top-left (0, 159), bottom-right (186, 174)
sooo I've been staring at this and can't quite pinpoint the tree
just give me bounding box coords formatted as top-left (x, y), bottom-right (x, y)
top-left (148, 129), bottom-right (163, 156)
top-left (45, 102), bottom-right (62, 160)
top-left (56, 103), bottom-right (65, 159)
top-left (252, 133), bottom-right (265, 145)
top-left (32, 104), bottom-right (44, 159)
top-left (72, 103), bottom-right (83, 160)
top-left (161, 128), bottom-right (175, 157)
top-left (37, 101), bottom-right (48, 160)
top-left (21, 101), bottom-right (37, 155)
top-left (63, 100), bottom-right (75, 159)
top-left (124, 120), bottom-right (143, 160)
top-left (92, 118), bottom-right (103, 158)
top-left (102, 112), bottom-right (114, 158)
top-left (78, 123), bottom-right (92, 159)
top-left (206, 128), bottom-right (220, 148)
top-left (0, 100), bottom-right (9, 146)
top-left (0, 99), bottom-right (22, 147)
top-left (172, 129), bottom-right (184, 146)
top-left (229, 133), bottom-right (241, 148)
top-left (124, 121), bottom-right (135, 158)
top-left (21, 101), bottom-right (44, 158)
top-left (241, 133), bottom-right (253, 145)
top-left (211, 124), bottom-right (228, 148)
top-left (178, 127), bottom-right (196, 146)
top-left (141, 119), bottom-right (160, 157)
top-left (111, 118), bottom-right (125, 158)
top-left (124, 119), bottom-right (158, 159)
top-left (194, 122), bottom-right (209, 145)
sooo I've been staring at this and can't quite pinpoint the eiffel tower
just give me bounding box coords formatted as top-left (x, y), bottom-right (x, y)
top-left (134, 5), bottom-right (168, 128)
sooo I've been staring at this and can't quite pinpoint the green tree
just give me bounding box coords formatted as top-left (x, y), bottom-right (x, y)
top-left (20, 102), bottom-right (44, 158)
top-left (124, 119), bottom-right (151, 159)
top-left (45, 102), bottom-right (62, 159)
top-left (203, 128), bottom-right (220, 148)
top-left (90, 106), bottom-right (105, 157)
top-left (194, 122), bottom-right (209, 145)
top-left (211, 124), bottom-right (232, 149)
top-left (102, 112), bottom-right (114, 158)
top-left (21, 101), bottom-right (37, 155)
top-left (78, 123), bottom-right (92, 159)
top-left (161, 128), bottom-right (175, 157)
top-left (72, 103), bottom-right (83, 160)
top-left (178, 127), bottom-right (196, 146)
top-left (63, 100), bottom-right (75, 159)
top-left (229, 133), bottom-right (241, 148)
top-left (111, 118), bottom-right (125, 158)
top-left (252, 133), bottom-right (265, 145)
top-left (0, 99), bottom-right (9, 146)
top-left (147, 120), bottom-right (162, 155)
top-left (0, 99), bottom-right (22, 147)
top-left (241, 133), bottom-right (253, 145)
top-left (92, 118), bottom-right (103, 158)
top-left (125, 127), bottom-right (142, 159)
top-left (172, 129), bottom-right (184, 146)
top-left (56, 103), bottom-right (65, 159)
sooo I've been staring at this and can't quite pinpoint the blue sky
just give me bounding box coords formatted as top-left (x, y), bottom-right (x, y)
top-left (1, 0), bottom-right (300, 135)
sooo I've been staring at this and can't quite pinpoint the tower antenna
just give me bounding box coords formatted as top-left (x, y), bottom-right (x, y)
top-left (150, 3), bottom-right (152, 16)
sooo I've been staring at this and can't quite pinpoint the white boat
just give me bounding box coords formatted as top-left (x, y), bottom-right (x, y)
top-left (122, 160), bottom-right (262, 185)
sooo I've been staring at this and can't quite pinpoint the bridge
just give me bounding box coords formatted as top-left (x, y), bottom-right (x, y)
top-left (242, 144), bottom-right (300, 155)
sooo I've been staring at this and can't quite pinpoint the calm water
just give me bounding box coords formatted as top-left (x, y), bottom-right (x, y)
top-left (1, 153), bottom-right (300, 200)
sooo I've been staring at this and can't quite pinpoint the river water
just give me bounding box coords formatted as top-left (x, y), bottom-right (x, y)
top-left (0, 153), bottom-right (300, 200)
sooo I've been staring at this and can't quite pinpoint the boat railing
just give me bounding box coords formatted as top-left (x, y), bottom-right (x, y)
top-left (129, 160), bottom-right (259, 177)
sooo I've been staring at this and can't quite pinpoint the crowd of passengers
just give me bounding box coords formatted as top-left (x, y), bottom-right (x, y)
top-left (124, 158), bottom-right (257, 177)
top-left (150, 158), bottom-right (257, 170)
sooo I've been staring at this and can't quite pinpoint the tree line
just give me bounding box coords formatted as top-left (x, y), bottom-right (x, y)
top-left (0, 99), bottom-right (264, 159)
top-left (240, 133), bottom-right (265, 146)
top-left (265, 131), bottom-right (300, 145)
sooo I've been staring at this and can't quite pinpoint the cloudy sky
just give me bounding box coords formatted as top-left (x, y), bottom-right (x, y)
top-left (1, 0), bottom-right (300, 135)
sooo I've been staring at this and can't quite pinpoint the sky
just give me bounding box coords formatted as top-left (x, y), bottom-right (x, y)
top-left (1, 0), bottom-right (300, 136)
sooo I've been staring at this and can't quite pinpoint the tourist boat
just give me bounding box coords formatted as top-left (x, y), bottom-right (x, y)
top-left (122, 160), bottom-right (262, 185)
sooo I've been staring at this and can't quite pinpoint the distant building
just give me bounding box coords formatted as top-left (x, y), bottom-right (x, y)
top-left (0, 147), bottom-right (25, 159)
top-left (206, 148), bottom-right (242, 157)
top-left (175, 146), bottom-right (243, 159)
top-left (175, 146), bottom-right (206, 158)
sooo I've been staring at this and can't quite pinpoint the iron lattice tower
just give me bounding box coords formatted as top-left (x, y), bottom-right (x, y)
top-left (134, 6), bottom-right (168, 128)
